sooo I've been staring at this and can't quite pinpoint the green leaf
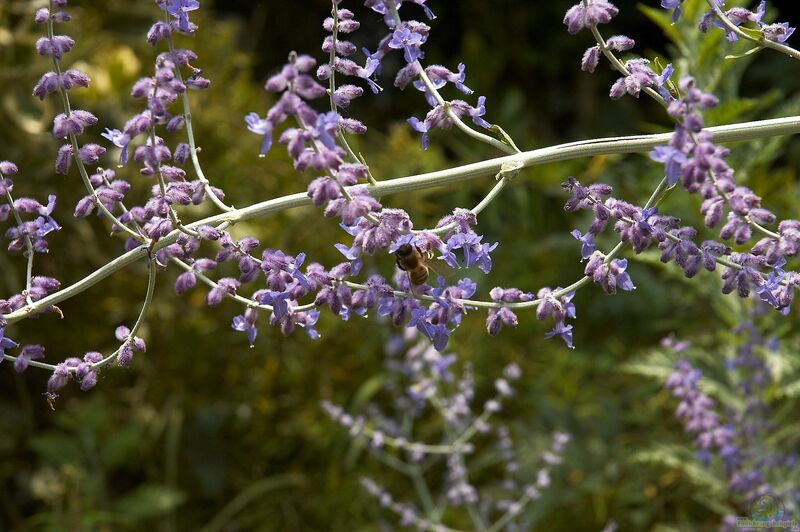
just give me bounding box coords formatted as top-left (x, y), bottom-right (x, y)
top-left (111, 484), bottom-right (186, 522)
top-left (630, 444), bottom-right (729, 499)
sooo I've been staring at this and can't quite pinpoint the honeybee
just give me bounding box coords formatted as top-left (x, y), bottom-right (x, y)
top-left (395, 243), bottom-right (433, 288)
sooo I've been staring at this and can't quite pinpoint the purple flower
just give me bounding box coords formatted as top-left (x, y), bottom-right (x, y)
top-left (101, 128), bottom-right (132, 165)
top-left (610, 59), bottom-right (659, 99)
top-left (545, 321), bottom-right (574, 349)
top-left (232, 307), bottom-right (259, 346)
top-left (441, 232), bottom-right (498, 273)
top-left (661, 0), bottom-right (684, 22)
top-left (412, 64), bottom-right (473, 105)
top-left (620, 206), bottom-right (659, 252)
top-left (13, 344), bottom-right (45, 373)
top-left (0, 161), bottom-right (18, 176)
top-left (535, 287), bottom-right (575, 322)
top-left (762, 22), bottom-right (795, 43)
top-left (261, 249), bottom-right (310, 292)
top-left (0, 327), bottom-right (18, 359)
top-left (35, 35), bottom-right (75, 59)
top-left (661, 334), bottom-right (690, 353)
top-left (407, 116), bottom-right (429, 149)
top-left (699, 1), bottom-right (765, 42)
top-left (727, 3), bottom-right (765, 26)
top-left (334, 243), bottom-right (363, 276)
top-left (77, 143), bottom-right (106, 164)
top-left (244, 112), bottom-right (273, 155)
top-left (650, 145), bottom-right (686, 187)
top-left (306, 177), bottom-right (341, 208)
top-left (315, 283), bottom-right (353, 320)
top-left (585, 253), bottom-right (636, 294)
top-left (486, 307), bottom-right (519, 336)
top-left (581, 46), bottom-right (601, 73)
top-left (656, 63), bottom-right (675, 102)
top-left (332, 84), bottom-right (364, 108)
top-left (721, 253), bottom-right (765, 298)
top-left (147, 21), bottom-right (172, 45)
top-left (666, 360), bottom-right (734, 456)
top-left (46, 363), bottom-right (70, 398)
top-left (570, 229), bottom-right (596, 261)
top-left (356, 48), bottom-right (382, 93)
top-left (407, 97), bottom-right (491, 149)
top-left (206, 277), bottom-right (240, 306)
top-left (606, 36), bottom-right (634, 53)
top-left (388, 23), bottom-right (427, 64)
top-left (465, 96), bottom-right (491, 129)
top-left (755, 258), bottom-right (786, 309)
top-left (563, 0), bottom-right (619, 35)
top-left (161, 0), bottom-right (200, 33)
top-left (114, 325), bottom-right (146, 367)
top-left (425, 277), bottom-right (475, 328)
top-left (33, 72), bottom-right (60, 101)
top-left (174, 258), bottom-right (215, 294)
top-left (610, 258), bottom-right (635, 292)
top-left (313, 111), bottom-right (341, 151)
top-left (257, 290), bottom-right (292, 321)
top-left (36, 195), bottom-right (61, 236)
top-left (325, 187), bottom-right (381, 226)
top-left (295, 309), bottom-right (320, 340)
top-left (408, 308), bottom-right (451, 352)
top-left (53, 111), bottom-right (95, 138)
top-left (562, 177), bottom-right (613, 213)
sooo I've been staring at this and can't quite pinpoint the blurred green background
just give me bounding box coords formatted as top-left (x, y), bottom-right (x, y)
top-left (1, 0), bottom-right (799, 530)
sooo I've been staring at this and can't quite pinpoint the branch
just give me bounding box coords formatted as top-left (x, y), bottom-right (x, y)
top-left (3, 115), bottom-right (800, 324)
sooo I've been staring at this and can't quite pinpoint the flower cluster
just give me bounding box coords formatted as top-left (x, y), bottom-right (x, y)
top-left (0, 157), bottom-right (63, 331)
top-left (234, 3), bottom-right (510, 354)
top-left (567, 0), bottom-right (800, 317)
top-left (664, 311), bottom-right (798, 527)
top-left (563, 0), bottom-right (618, 35)
top-left (33, 1), bottom-right (104, 179)
top-left (1, 0), bottom-right (212, 398)
top-left (650, 77), bottom-right (800, 311)
top-left (666, 359), bottom-right (734, 464)
top-left (323, 330), bottom-right (570, 529)
top-left (1, 164), bottom-right (61, 256)
top-left (562, 177), bottom-right (652, 299)
top-left (97, 2), bottom-right (216, 246)
top-left (696, 0), bottom-right (795, 44)
top-left (567, 3), bottom-right (675, 102)
top-left (1, 0), bottom-right (798, 415)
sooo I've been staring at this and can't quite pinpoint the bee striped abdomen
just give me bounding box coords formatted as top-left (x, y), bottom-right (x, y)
top-left (396, 243), bottom-right (430, 286)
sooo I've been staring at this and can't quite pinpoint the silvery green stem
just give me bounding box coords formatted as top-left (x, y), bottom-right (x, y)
top-left (171, 257), bottom-right (316, 313)
top-left (4, 115), bottom-right (800, 324)
top-left (47, 9), bottom-right (144, 242)
top-left (3, 187), bottom-right (36, 303)
top-left (2, 258), bottom-right (156, 371)
top-left (386, 3), bottom-right (515, 155)
top-left (326, 5), bottom-right (378, 183)
top-left (429, 394), bottom-right (487, 531)
top-left (589, 19), bottom-right (783, 241)
top-left (166, 22), bottom-right (235, 213)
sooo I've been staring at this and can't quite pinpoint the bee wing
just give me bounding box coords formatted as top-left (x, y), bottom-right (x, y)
top-left (427, 259), bottom-right (457, 284)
